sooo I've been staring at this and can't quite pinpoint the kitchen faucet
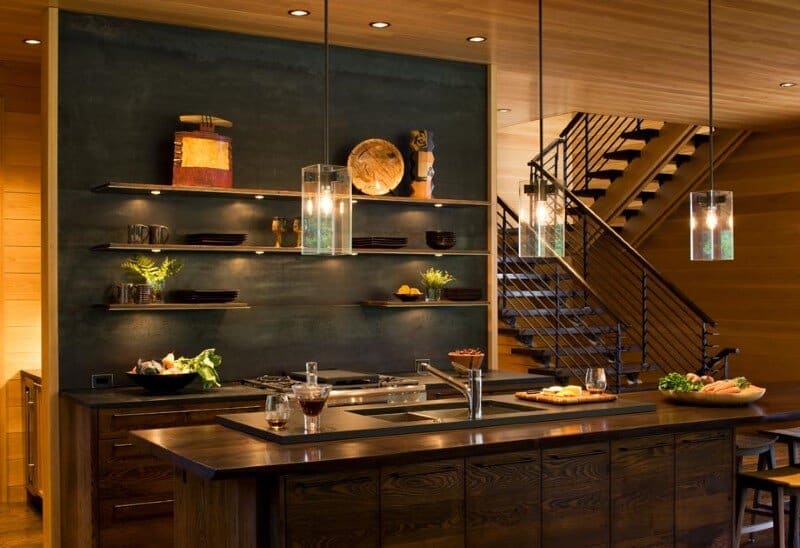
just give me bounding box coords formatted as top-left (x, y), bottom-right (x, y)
top-left (420, 363), bottom-right (482, 420)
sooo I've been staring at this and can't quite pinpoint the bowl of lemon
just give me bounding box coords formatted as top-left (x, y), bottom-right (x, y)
top-left (394, 284), bottom-right (423, 302)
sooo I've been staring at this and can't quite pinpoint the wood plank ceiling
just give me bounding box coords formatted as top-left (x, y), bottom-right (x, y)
top-left (3, 0), bottom-right (800, 129)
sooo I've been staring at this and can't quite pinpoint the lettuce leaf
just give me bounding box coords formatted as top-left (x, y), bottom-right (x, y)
top-left (175, 348), bottom-right (222, 389)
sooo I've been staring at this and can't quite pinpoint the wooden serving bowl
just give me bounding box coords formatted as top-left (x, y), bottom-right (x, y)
top-left (448, 352), bottom-right (485, 376)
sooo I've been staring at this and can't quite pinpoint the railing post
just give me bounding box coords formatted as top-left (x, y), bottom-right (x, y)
top-left (583, 115), bottom-right (590, 190)
top-left (501, 208), bottom-right (508, 312)
top-left (615, 323), bottom-right (623, 394)
top-left (554, 264), bottom-right (561, 370)
top-left (582, 207), bottom-right (589, 308)
top-left (641, 270), bottom-right (648, 371)
top-left (562, 138), bottom-right (569, 188)
top-left (701, 322), bottom-right (709, 372)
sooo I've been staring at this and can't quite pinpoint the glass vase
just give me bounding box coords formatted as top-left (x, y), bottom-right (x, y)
top-left (149, 280), bottom-right (165, 304)
top-left (425, 286), bottom-right (442, 302)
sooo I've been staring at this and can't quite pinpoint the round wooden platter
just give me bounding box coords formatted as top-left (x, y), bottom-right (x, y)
top-left (347, 138), bottom-right (405, 196)
top-left (659, 385), bottom-right (766, 406)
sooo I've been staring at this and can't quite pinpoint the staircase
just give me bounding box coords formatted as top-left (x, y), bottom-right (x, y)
top-left (499, 112), bottom-right (742, 391)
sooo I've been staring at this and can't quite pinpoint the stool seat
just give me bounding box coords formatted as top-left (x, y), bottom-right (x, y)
top-left (737, 434), bottom-right (779, 457)
top-left (737, 466), bottom-right (800, 548)
top-left (761, 427), bottom-right (800, 466)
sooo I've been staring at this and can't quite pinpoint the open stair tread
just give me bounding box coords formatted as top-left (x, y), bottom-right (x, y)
top-left (603, 149), bottom-right (642, 162)
top-left (512, 344), bottom-right (637, 357)
top-left (502, 306), bottom-right (603, 317)
top-left (573, 188), bottom-right (608, 199)
top-left (621, 128), bottom-right (660, 142)
top-left (588, 169), bottom-right (625, 181)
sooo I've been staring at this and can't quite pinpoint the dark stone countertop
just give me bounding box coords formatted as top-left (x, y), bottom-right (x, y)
top-left (21, 369), bottom-right (42, 383)
top-left (131, 382), bottom-right (800, 481)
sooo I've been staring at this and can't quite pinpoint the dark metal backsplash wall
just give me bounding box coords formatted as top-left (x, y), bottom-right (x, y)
top-left (58, 12), bottom-right (488, 390)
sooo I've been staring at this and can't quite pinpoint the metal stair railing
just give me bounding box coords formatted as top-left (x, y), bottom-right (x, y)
top-left (497, 197), bottom-right (633, 393)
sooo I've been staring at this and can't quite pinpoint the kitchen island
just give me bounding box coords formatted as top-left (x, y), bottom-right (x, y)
top-left (132, 383), bottom-right (800, 547)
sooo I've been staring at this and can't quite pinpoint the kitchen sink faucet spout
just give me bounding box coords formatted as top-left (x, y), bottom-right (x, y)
top-left (420, 363), bottom-right (482, 419)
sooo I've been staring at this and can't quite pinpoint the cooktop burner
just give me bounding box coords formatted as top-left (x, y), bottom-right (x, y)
top-left (241, 371), bottom-right (419, 392)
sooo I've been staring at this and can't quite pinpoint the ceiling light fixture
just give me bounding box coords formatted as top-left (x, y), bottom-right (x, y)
top-left (150, 190), bottom-right (161, 196)
top-left (779, 81), bottom-right (797, 88)
top-left (518, 0), bottom-right (565, 258)
top-left (23, 38), bottom-right (41, 45)
top-left (690, 0), bottom-right (733, 261)
top-left (288, 9), bottom-right (310, 17)
top-left (466, 36), bottom-right (486, 43)
top-left (498, 108), bottom-right (511, 113)
top-left (301, 0), bottom-right (353, 256)
top-left (369, 21), bottom-right (390, 29)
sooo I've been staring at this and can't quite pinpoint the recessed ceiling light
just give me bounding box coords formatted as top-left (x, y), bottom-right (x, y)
top-left (498, 108), bottom-right (511, 113)
top-left (779, 81), bottom-right (797, 88)
top-left (369, 21), bottom-right (391, 29)
top-left (466, 36), bottom-right (487, 43)
top-left (23, 38), bottom-right (41, 45)
top-left (288, 9), bottom-right (310, 17)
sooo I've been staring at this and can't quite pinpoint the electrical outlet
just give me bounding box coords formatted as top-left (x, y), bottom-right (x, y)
top-left (91, 373), bottom-right (114, 389)
top-left (414, 358), bottom-right (431, 375)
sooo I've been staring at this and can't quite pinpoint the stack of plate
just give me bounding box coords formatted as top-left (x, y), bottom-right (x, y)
top-left (352, 237), bottom-right (408, 249)
top-left (443, 287), bottom-right (482, 301)
top-left (185, 233), bottom-right (247, 246)
top-left (171, 290), bottom-right (240, 303)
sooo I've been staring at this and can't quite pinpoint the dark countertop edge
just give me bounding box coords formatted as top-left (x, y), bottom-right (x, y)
top-left (21, 369), bottom-right (42, 383)
top-left (130, 383), bottom-right (800, 481)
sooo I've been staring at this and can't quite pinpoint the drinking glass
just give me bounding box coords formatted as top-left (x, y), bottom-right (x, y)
top-left (291, 383), bottom-right (332, 434)
top-left (272, 217), bottom-right (288, 247)
top-left (264, 394), bottom-right (290, 430)
top-left (585, 368), bottom-right (607, 395)
top-left (292, 217), bottom-right (302, 248)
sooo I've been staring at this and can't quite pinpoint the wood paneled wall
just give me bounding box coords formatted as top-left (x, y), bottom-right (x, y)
top-left (640, 129), bottom-right (800, 384)
top-left (0, 59), bottom-right (41, 503)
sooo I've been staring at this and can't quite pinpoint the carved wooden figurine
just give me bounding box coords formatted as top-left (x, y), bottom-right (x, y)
top-left (409, 129), bottom-right (435, 199)
top-left (172, 114), bottom-right (233, 188)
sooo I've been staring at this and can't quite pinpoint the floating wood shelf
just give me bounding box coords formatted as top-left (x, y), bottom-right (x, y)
top-left (92, 182), bottom-right (488, 206)
top-left (92, 243), bottom-right (489, 256)
top-left (361, 300), bottom-right (489, 308)
top-left (96, 303), bottom-right (251, 311)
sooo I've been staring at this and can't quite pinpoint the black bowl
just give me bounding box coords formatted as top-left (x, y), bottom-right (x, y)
top-left (425, 231), bottom-right (457, 250)
top-left (126, 372), bottom-right (198, 394)
top-left (394, 292), bottom-right (422, 302)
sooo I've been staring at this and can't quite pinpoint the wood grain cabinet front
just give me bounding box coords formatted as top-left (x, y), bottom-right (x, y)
top-left (381, 459), bottom-right (465, 547)
top-left (611, 434), bottom-right (675, 547)
top-left (675, 429), bottom-right (734, 548)
top-left (466, 450), bottom-right (541, 546)
top-left (542, 442), bottom-right (611, 548)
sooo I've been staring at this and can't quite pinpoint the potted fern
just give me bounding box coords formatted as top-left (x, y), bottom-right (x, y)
top-left (419, 267), bottom-right (455, 302)
top-left (121, 255), bottom-right (182, 303)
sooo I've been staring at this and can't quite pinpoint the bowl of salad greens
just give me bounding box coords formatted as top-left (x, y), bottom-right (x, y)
top-left (658, 372), bottom-right (765, 405)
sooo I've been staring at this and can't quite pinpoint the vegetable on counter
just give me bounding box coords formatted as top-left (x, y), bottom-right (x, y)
top-left (658, 371), bottom-right (755, 395)
top-left (130, 348), bottom-right (223, 390)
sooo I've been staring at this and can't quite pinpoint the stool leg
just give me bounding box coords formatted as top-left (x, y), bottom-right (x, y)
top-left (736, 481), bottom-right (750, 547)
top-left (775, 486), bottom-right (787, 548)
top-left (791, 442), bottom-right (799, 467)
top-left (791, 496), bottom-right (799, 548)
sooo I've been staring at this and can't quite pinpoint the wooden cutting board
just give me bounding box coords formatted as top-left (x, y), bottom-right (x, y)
top-left (515, 391), bottom-right (618, 405)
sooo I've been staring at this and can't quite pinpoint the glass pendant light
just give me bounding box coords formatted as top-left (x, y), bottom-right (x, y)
top-left (302, 0), bottom-right (352, 256)
top-left (518, 0), bottom-right (565, 258)
top-left (690, 0), bottom-right (733, 261)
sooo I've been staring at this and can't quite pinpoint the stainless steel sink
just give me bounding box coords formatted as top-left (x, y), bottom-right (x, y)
top-left (349, 400), bottom-right (544, 423)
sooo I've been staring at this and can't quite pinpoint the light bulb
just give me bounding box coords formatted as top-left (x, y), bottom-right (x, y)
top-left (338, 200), bottom-right (345, 215)
top-left (728, 214), bottom-right (734, 229)
top-left (320, 189), bottom-right (333, 215)
top-left (305, 198), bottom-right (314, 215)
top-left (705, 207), bottom-right (718, 230)
top-left (535, 200), bottom-right (550, 225)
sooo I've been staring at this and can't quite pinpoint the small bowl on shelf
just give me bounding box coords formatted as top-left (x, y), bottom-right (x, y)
top-left (394, 292), bottom-right (423, 302)
top-left (126, 372), bottom-right (198, 394)
top-left (425, 231), bottom-right (456, 250)
top-left (448, 351), bottom-right (485, 376)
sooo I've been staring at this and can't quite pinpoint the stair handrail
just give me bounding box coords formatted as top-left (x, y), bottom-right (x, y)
top-left (497, 195), bottom-right (630, 329)
top-left (528, 163), bottom-right (717, 326)
top-left (527, 112), bottom-right (587, 166)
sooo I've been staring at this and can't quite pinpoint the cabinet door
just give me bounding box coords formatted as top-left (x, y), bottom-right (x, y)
top-left (466, 450), bottom-right (540, 546)
top-left (381, 459), bottom-right (465, 547)
top-left (285, 469), bottom-right (380, 548)
top-left (542, 442), bottom-right (610, 548)
top-left (675, 429), bottom-right (734, 548)
top-left (23, 377), bottom-right (40, 497)
top-left (611, 434), bottom-right (674, 547)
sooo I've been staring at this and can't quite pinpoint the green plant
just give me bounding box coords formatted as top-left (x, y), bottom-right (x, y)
top-left (121, 255), bottom-right (182, 285)
top-left (175, 348), bottom-right (222, 389)
top-left (419, 267), bottom-right (455, 289)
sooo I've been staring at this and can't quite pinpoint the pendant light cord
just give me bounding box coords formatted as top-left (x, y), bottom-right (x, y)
top-left (324, 0), bottom-right (330, 165)
top-left (707, 0), bottom-right (714, 192)
top-left (538, 0), bottom-right (544, 185)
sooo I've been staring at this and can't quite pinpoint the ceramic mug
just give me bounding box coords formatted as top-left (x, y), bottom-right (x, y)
top-left (128, 224), bottom-right (150, 244)
top-left (149, 225), bottom-right (170, 244)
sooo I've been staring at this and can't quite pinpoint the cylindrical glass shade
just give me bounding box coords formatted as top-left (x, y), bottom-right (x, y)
top-left (518, 179), bottom-right (566, 258)
top-left (301, 164), bottom-right (353, 256)
top-left (690, 189), bottom-right (733, 261)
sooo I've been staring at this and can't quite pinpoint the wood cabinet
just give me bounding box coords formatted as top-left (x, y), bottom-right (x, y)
top-left (542, 442), bottom-right (610, 548)
top-left (675, 429), bottom-right (734, 548)
top-left (22, 372), bottom-right (42, 502)
top-left (466, 450), bottom-right (540, 546)
top-left (611, 434), bottom-right (675, 547)
top-left (60, 395), bottom-right (264, 548)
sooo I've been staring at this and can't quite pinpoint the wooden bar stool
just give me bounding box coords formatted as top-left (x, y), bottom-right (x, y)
top-left (736, 467), bottom-right (800, 548)
top-left (761, 427), bottom-right (800, 466)
top-left (737, 434), bottom-right (778, 541)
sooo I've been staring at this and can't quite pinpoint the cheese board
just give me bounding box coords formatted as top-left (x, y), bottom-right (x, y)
top-left (515, 391), bottom-right (618, 405)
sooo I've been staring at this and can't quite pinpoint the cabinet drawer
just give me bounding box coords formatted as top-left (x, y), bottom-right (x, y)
top-left (100, 495), bottom-right (174, 526)
top-left (466, 451), bottom-right (540, 546)
top-left (381, 459), bottom-right (465, 547)
top-left (98, 400), bottom-right (263, 438)
top-left (97, 439), bottom-right (173, 499)
top-left (99, 516), bottom-right (172, 548)
top-left (285, 470), bottom-right (379, 547)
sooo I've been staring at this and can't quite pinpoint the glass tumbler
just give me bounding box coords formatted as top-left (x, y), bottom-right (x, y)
top-left (291, 383), bottom-right (332, 434)
top-left (585, 368), bottom-right (608, 395)
top-left (265, 394), bottom-right (290, 430)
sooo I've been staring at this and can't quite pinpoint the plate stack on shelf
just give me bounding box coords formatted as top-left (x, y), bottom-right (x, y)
top-left (170, 289), bottom-right (240, 303)
top-left (443, 287), bottom-right (482, 301)
top-left (352, 236), bottom-right (408, 249)
top-left (184, 233), bottom-right (247, 246)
